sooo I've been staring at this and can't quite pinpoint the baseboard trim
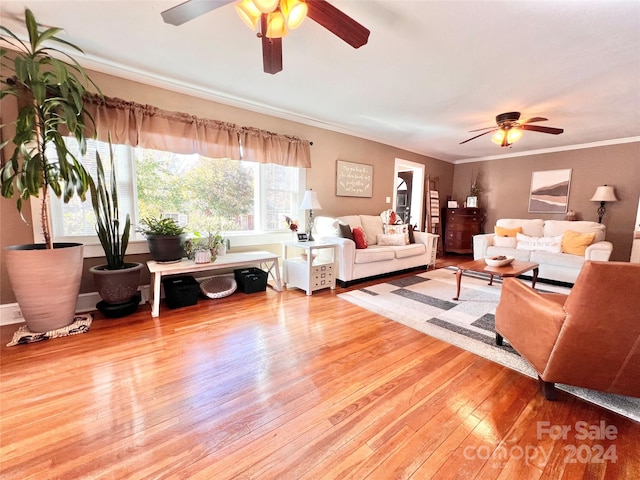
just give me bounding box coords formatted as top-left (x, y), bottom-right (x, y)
top-left (336, 265), bottom-right (430, 288)
top-left (0, 285), bottom-right (151, 327)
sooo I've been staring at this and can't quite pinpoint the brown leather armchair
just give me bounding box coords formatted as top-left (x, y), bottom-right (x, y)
top-left (495, 261), bottom-right (640, 400)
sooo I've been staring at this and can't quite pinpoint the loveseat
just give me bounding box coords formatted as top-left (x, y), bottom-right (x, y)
top-left (314, 213), bottom-right (439, 286)
top-left (473, 219), bottom-right (613, 284)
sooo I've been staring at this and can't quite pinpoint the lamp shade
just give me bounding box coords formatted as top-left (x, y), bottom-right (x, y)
top-left (300, 190), bottom-right (322, 210)
top-left (235, 0), bottom-right (262, 30)
top-left (590, 185), bottom-right (618, 203)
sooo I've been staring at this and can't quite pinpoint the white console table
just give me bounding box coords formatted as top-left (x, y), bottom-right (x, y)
top-left (147, 251), bottom-right (282, 317)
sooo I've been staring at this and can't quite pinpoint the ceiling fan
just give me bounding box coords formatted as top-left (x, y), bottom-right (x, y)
top-left (161, 0), bottom-right (370, 75)
top-left (460, 112), bottom-right (564, 147)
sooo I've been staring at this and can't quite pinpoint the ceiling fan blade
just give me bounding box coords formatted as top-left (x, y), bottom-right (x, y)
top-left (520, 124), bottom-right (564, 135)
top-left (161, 0), bottom-right (234, 26)
top-left (521, 116), bottom-right (548, 124)
top-left (459, 129), bottom-right (497, 145)
top-left (261, 14), bottom-right (283, 75)
top-left (468, 125), bottom-right (498, 133)
top-left (307, 0), bottom-right (370, 49)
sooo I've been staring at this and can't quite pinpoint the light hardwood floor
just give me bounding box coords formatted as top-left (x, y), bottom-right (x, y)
top-left (1, 260), bottom-right (638, 479)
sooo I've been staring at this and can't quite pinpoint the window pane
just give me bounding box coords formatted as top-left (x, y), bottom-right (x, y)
top-left (50, 139), bottom-right (133, 237)
top-left (50, 140), bottom-right (302, 242)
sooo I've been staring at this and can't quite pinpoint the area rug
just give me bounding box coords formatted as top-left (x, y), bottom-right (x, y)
top-left (338, 268), bottom-right (640, 422)
top-left (6, 314), bottom-right (93, 347)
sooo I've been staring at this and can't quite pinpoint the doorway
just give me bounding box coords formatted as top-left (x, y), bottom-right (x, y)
top-left (393, 159), bottom-right (424, 230)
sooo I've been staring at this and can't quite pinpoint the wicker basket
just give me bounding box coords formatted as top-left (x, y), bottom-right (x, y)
top-left (200, 275), bottom-right (237, 299)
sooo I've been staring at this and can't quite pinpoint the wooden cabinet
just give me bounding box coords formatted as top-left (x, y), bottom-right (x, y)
top-left (443, 208), bottom-right (485, 254)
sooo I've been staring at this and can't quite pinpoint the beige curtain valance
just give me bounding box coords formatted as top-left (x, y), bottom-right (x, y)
top-left (83, 94), bottom-right (311, 168)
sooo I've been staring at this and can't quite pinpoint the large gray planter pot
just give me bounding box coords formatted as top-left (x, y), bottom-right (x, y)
top-left (146, 234), bottom-right (186, 262)
top-left (5, 243), bottom-right (84, 333)
top-left (89, 262), bottom-right (143, 305)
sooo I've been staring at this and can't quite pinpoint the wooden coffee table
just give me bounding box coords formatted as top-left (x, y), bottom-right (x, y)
top-left (453, 259), bottom-right (539, 300)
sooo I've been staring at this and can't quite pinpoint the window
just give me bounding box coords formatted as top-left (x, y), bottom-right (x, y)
top-left (45, 138), bottom-right (305, 252)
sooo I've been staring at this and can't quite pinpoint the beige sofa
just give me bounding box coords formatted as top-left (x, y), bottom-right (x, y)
top-left (473, 219), bottom-right (613, 284)
top-left (315, 215), bottom-right (439, 286)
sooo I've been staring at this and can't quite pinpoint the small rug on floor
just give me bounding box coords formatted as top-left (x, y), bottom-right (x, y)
top-left (338, 268), bottom-right (640, 422)
top-left (6, 314), bottom-right (93, 347)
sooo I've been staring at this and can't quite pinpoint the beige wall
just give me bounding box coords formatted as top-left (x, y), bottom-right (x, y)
top-left (451, 142), bottom-right (640, 261)
top-left (0, 71), bottom-right (452, 304)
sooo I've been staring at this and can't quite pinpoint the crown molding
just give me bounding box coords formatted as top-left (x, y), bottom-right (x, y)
top-left (453, 137), bottom-right (640, 164)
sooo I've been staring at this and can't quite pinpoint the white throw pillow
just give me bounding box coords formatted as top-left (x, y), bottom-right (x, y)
top-left (383, 223), bottom-right (410, 244)
top-left (493, 236), bottom-right (517, 248)
top-left (377, 233), bottom-right (408, 246)
top-left (516, 233), bottom-right (563, 253)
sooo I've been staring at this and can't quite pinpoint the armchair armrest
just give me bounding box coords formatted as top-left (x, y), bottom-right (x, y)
top-left (473, 233), bottom-right (495, 260)
top-left (585, 241), bottom-right (613, 261)
top-left (495, 278), bottom-right (568, 375)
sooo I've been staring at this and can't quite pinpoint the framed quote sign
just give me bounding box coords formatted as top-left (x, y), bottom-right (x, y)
top-left (336, 160), bottom-right (373, 197)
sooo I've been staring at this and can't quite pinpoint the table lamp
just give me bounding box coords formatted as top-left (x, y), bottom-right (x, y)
top-left (299, 190), bottom-right (322, 241)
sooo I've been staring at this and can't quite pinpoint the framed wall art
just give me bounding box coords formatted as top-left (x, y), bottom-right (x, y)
top-left (528, 169), bottom-right (572, 213)
top-left (336, 160), bottom-right (373, 197)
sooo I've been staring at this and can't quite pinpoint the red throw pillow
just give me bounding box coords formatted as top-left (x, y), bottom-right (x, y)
top-left (352, 227), bottom-right (368, 249)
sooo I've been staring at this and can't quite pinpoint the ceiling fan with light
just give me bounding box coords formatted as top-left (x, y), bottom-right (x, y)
top-left (161, 0), bottom-right (370, 75)
top-left (460, 112), bottom-right (564, 147)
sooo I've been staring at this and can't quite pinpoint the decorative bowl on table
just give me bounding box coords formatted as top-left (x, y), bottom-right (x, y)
top-left (300, 252), bottom-right (317, 262)
top-left (484, 255), bottom-right (515, 267)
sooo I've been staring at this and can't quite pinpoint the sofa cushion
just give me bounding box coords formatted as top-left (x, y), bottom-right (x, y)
top-left (394, 243), bottom-right (426, 259)
top-left (562, 230), bottom-right (596, 256)
top-left (315, 216), bottom-right (339, 237)
top-left (338, 223), bottom-right (354, 241)
top-left (530, 251), bottom-right (585, 269)
top-left (354, 246), bottom-right (396, 264)
top-left (377, 233), bottom-right (407, 246)
top-left (516, 233), bottom-right (563, 253)
top-left (352, 227), bottom-right (368, 249)
top-left (360, 215), bottom-right (384, 245)
top-left (495, 225), bottom-right (523, 237)
top-left (337, 215), bottom-right (362, 231)
top-left (487, 246), bottom-right (532, 261)
top-left (493, 236), bottom-right (517, 248)
top-left (544, 220), bottom-right (605, 243)
top-left (497, 219), bottom-right (544, 237)
top-left (383, 223), bottom-right (410, 244)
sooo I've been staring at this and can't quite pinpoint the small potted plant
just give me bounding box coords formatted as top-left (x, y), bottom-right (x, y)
top-left (88, 142), bottom-right (143, 316)
top-left (137, 216), bottom-right (187, 262)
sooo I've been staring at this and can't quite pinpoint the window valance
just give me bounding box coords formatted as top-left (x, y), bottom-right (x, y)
top-left (83, 94), bottom-right (311, 168)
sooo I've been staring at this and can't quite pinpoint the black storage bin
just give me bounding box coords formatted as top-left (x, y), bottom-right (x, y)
top-left (234, 267), bottom-right (268, 293)
top-left (162, 275), bottom-right (200, 308)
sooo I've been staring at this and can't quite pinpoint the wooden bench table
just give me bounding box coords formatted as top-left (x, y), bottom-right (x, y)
top-left (147, 251), bottom-right (282, 317)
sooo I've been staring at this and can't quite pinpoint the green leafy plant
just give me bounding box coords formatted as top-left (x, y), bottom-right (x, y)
top-left (0, 9), bottom-right (101, 248)
top-left (137, 216), bottom-right (187, 237)
top-left (89, 141), bottom-right (130, 270)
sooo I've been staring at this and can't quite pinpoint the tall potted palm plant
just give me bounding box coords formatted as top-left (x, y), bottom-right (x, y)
top-left (88, 142), bottom-right (143, 317)
top-left (1, 10), bottom-right (101, 332)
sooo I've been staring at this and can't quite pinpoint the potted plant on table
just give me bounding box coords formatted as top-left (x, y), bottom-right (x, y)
top-left (137, 216), bottom-right (187, 262)
top-left (88, 143), bottom-right (143, 317)
top-left (1, 9), bottom-right (101, 332)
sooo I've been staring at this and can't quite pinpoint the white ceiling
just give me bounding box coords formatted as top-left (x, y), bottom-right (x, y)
top-left (1, 1), bottom-right (639, 163)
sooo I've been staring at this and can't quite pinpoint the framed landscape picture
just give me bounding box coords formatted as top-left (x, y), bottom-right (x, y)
top-left (528, 169), bottom-right (572, 213)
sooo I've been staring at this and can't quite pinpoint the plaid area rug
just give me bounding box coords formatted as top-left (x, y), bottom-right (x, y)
top-left (6, 314), bottom-right (93, 347)
top-left (338, 268), bottom-right (640, 422)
